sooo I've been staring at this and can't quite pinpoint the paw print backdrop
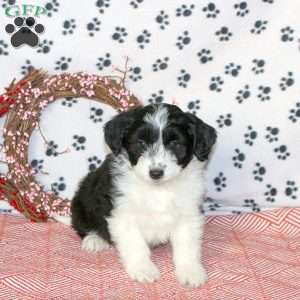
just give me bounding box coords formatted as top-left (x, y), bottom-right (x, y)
top-left (0, 0), bottom-right (299, 215)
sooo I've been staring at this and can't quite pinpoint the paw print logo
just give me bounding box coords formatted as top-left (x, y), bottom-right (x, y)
top-left (176, 4), bottom-right (195, 17)
top-left (253, 163), bottom-right (266, 182)
top-left (187, 99), bottom-right (200, 114)
top-left (112, 27), bottom-right (128, 43)
top-left (37, 40), bottom-right (53, 54)
top-left (55, 57), bottom-right (72, 71)
top-left (257, 85), bottom-right (271, 101)
top-left (88, 156), bottom-right (102, 172)
top-left (288, 102), bottom-right (300, 123)
top-left (148, 90), bottom-right (164, 104)
top-left (236, 85), bottom-right (251, 103)
top-left (51, 177), bottom-right (66, 196)
top-left (215, 26), bottom-right (233, 41)
top-left (197, 49), bottom-right (213, 64)
top-left (152, 57), bottom-right (169, 72)
top-left (250, 20), bottom-right (268, 34)
top-left (155, 10), bottom-right (170, 30)
top-left (281, 26), bottom-right (294, 42)
top-left (233, 2), bottom-right (250, 17)
top-left (90, 107), bottom-right (103, 123)
top-left (209, 76), bottom-right (224, 92)
top-left (232, 149), bottom-right (246, 168)
top-left (214, 172), bottom-right (227, 192)
top-left (177, 69), bottom-right (191, 88)
top-left (137, 30), bottom-right (151, 49)
top-left (0, 40), bottom-right (9, 56)
top-left (202, 3), bottom-right (220, 18)
top-left (279, 72), bottom-right (294, 91)
top-left (252, 59), bottom-right (265, 74)
top-left (274, 145), bottom-right (290, 160)
top-left (45, 0), bottom-right (59, 17)
top-left (72, 135), bottom-right (87, 151)
top-left (62, 97), bottom-right (78, 107)
top-left (62, 19), bottom-right (76, 35)
top-left (130, 0), bottom-right (144, 8)
top-left (243, 199), bottom-right (260, 212)
top-left (96, 53), bottom-right (112, 70)
top-left (176, 31), bottom-right (191, 50)
top-left (31, 159), bottom-right (44, 174)
top-left (129, 66), bottom-right (142, 82)
top-left (96, 0), bottom-right (110, 13)
top-left (87, 18), bottom-right (101, 37)
top-left (265, 126), bottom-right (279, 142)
top-left (20, 59), bottom-right (34, 75)
top-left (216, 114), bottom-right (232, 128)
top-left (46, 141), bottom-right (59, 157)
top-left (285, 181), bottom-right (298, 200)
top-left (264, 184), bottom-right (277, 202)
top-left (1, 0), bottom-right (16, 9)
top-left (5, 17), bottom-right (44, 47)
top-left (224, 63), bottom-right (242, 77)
top-left (244, 125), bottom-right (257, 146)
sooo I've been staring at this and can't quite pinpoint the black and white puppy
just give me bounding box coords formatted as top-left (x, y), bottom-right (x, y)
top-left (71, 103), bottom-right (217, 287)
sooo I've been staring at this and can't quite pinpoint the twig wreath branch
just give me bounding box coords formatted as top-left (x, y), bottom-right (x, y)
top-left (0, 69), bottom-right (141, 222)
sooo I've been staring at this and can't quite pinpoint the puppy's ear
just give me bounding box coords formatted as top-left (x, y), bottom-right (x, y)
top-left (185, 113), bottom-right (217, 161)
top-left (104, 107), bottom-right (141, 155)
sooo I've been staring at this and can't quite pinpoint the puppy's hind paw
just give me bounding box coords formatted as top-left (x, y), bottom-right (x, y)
top-left (176, 264), bottom-right (208, 288)
top-left (81, 233), bottom-right (110, 253)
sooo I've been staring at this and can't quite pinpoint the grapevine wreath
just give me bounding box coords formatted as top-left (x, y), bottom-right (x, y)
top-left (0, 69), bottom-right (141, 222)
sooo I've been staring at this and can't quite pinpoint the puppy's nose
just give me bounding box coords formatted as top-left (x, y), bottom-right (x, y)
top-left (149, 168), bottom-right (164, 180)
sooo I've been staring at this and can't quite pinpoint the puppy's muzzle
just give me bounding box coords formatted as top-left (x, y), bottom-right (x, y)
top-left (149, 168), bottom-right (164, 180)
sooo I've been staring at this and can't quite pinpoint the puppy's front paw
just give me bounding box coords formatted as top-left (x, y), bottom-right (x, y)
top-left (176, 264), bottom-right (207, 288)
top-left (82, 234), bottom-right (110, 253)
top-left (126, 260), bottom-right (160, 283)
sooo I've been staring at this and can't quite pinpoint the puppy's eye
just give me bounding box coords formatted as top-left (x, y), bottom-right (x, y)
top-left (137, 139), bottom-right (147, 148)
top-left (169, 140), bottom-right (180, 147)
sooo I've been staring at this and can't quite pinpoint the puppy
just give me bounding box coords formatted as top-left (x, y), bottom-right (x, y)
top-left (71, 103), bottom-right (217, 287)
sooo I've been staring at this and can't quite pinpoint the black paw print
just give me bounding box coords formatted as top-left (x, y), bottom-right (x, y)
top-left (215, 27), bottom-right (233, 41)
top-left (176, 4), bottom-right (195, 17)
top-left (31, 159), bottom-right (44, 173)
top-left (45, 0), bottom-right (59, 17)
top-left (214, 172), bottom-right (227, 192)
top-left (88, 156), bottom-right (102, 172)
top-left (244, 125), bottom-right (257, 146)
top-left (96, 53), bottom-right (112, 70)
top-left (232, 149), bottom-right (246, 168)
top-left (1, 0), bottom-right (16, 9)
top-left (130, 0), bottom-right (143, 8)
top-left (177, 69), bottom-right (191, 88)
top-left (46, 141), bottom-right (59, 157)
top-left (234, 2), bottom-right (249, 17)
top-left (72, 135), bottom-right (86, 151)
top-left (51, 177), bottom-right (66, 196)
top-left (21, 59), bottom-right (34, 75)
top-left (129, 66), bottom-right (142, 82)
top-left (274, 145), bottom-right (290, 160)
top-left (285, 181), bottom-right (298, 200)
top-left (55, 57), bottom-right (72, 71)
top-left (61, 97), bottom-right (78, 107)
top-left (257, 85), bottom-right (271, 101)
top-left (187, 99), bottom-right (200, 114)
top-left (137, 30), bottom-right (151, 49)
top-left (243, 199), bottom-right (261, 212)
top-left (209, 76), bottom-right (224, 92)
top-left (224, 63), bottom-right (241, 77)
top-left (197, 49), bottom-right (213, 64)
top-left (112, 27), bottom-right (128, 43)
top-left (155, 10), bottom-right (170, 30)
top-left (37, 39), bottom-right (53, 54)
top-left (250, 20), bottom-right (268, 34)
top-left (236, 85), bottom-right (251, 103)
top-left (208, 203), bottom-right (221, 211)
top-left (252, 59), bottom-right (265, 74)
top-left (87, 18), bottom-right (101, 37)
top-left (264, 184), bottom-right (277, 202)
top-left (96, 0), bottom-right (110, 13)
top-left (216, 114), bottom-right (232, 128)
top-left (90, 107), bottom-right (103, 123)
top-left (176, 31), bottom-right (191, 50)
top-left (262, 0), bottom-right (273, 3)
top-left (253, 163), bottom-right (266, 182)
top-left (62, 19), bottom-right (76, 35)
top-left (148, 90), bottom-right (164, 104)
top-left (202, 2), bottom-right (220, 18)
top-left (288, 102), bottom-right (300, 123)
top-left (279, 72), bottom-right (294, 91)
top-left (265, 126), bottom-right (279, 142)
top-left (281, 26), bottom-right (294, 42)
top-left (0, 40), bottom-right (9, 56)
top-left (152, 57), bottom-right (169, 72)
